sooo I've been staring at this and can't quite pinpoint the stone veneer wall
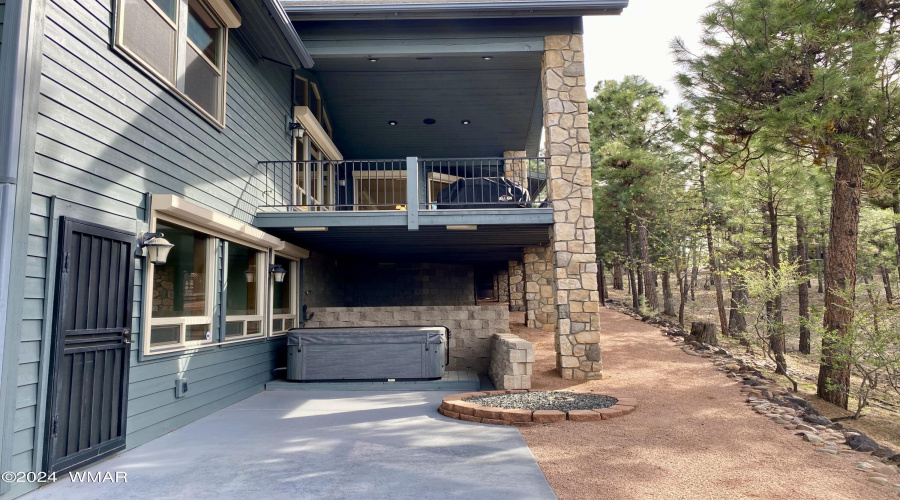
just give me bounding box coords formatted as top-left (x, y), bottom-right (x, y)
top-left (342, 262), bottom-right (474, 307)
top-left (302, 251), bottom-right (346, 308)
top-left (303, 255), bottom-right (475, 308)
top-left (305, 305), bottom-right (509, 373)
top-left (489, 333), bottom-right (534, 390)
top-left (543, 34), bottom-right (602, 380)
top-left (508, 260), bottom-right (525, 311)
top-left (524, 245), bottom-right (556, 331)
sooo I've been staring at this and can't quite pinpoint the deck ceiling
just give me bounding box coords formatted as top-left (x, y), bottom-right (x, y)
top-left (264, 224), bottom-right (551, 264)
top-left (308, 53), bottom-right (543, 159)
top-left (295, 19), bottom-right (550, 159)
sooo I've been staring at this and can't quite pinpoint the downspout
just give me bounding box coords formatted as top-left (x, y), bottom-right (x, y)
top-left (0, 0), bottom-right (46, 488)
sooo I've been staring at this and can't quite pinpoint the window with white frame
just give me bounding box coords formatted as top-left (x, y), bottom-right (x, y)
top-left (270, 255), bottom-right (299, 335)
top-left (148, 220), bottom-right (216, 350)
top-left (115, 0), bottom-right (235, 125)
top-left (224, 242), bottom-right (267, 339)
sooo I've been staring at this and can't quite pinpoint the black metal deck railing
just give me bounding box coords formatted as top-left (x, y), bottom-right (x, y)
top-left (257, 157), bottom-right (548, 212)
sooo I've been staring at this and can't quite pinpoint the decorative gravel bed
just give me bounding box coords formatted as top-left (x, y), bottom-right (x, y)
top-left (438, 390), bottom-right (638, 425)
top-left (465, 392), bottom-right (617, 412)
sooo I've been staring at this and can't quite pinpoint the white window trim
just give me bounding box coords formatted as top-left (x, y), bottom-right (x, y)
top-left (310, 82), bottom-right (323, 120)
top-left (141, 195), bottom-right (309, 357)
top-left (269, 258), bottom-right (299, 337)
top-left (145, 217), bottom-right (218, 355)
top-left (294, 75), bottom-right (309, 107)
top-left (223, 247), bottom-right (268, 342)
top-left (293, 106), bottom-right (343, 161)
top-left (113, 0), bottom-right (239, 128)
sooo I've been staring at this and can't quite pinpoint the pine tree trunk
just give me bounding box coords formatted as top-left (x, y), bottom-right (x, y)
top-left (700, 171), bottom-right (729, 338)
top-left (893, 198), bottom-right (900, 287)
top-left (880, 266), bottom-right (893, 304)
top-left (798, 214), bottom-right (811, 355)
top-left (728, 281), bottom-right (748, 335)
top-left (818, 246), bottom-right (826, 293)
top-left (690, 246), bottom-right (699, 301)
top-left (624, 216), bottom-right (639, 309)
top-left (818, 153), bottom-right (862, 410)
top-left (612, 257), bottom-right (624, 290)
top-left (763, 201), bottom-right (787, 375)
top-left (662, 270), bottom-right (675, 316)
top-left (638, 216), bottom-right (657, 310)
top-left (728, 242), bottom-right (748, 335)
top-left (598, 258), bottom-right (607, 304)
top-left (674, 257), bottom-right (687, 326)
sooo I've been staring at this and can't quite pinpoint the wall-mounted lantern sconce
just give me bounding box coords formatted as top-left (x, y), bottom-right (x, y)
top-left (270, 264), bottom-right (287, 283)
top-left (136, 232), bottom-right (174, 265)
top-left (285, 115), bottom-right (305, 139)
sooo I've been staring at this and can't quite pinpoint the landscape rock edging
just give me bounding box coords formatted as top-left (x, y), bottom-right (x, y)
top-left (438, 390), bottom-right (637, 426)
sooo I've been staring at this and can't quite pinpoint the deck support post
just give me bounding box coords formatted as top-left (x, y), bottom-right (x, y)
top-left (542, 33), bottom-right (602, 380)
top-left (406, 157), bottom-right (419, 230)
top-left (508, 260), bottom-right (526, 312)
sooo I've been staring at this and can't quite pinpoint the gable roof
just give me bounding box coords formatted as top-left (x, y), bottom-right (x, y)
top-left (281, 0), bottom-right (629, 20)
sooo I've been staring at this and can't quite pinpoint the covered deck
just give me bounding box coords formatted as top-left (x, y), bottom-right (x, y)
top-left (253, 14), bottom-right (570, 258)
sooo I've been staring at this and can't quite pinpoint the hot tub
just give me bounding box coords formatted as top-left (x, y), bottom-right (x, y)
top-left (285, 326), bottom-right (449, 381)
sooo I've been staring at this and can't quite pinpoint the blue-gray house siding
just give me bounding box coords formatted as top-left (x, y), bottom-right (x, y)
top-left (7, 0), bottom-right (294, 494)
top-left (0, 0), bottom-right (5, 55)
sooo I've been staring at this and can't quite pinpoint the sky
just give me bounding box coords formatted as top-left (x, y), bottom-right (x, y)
top-left (583, 0), bottom-right (715, 109)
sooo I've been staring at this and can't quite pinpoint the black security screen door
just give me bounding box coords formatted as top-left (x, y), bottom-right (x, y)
top-left (45, 218), bottom-right (135, 474)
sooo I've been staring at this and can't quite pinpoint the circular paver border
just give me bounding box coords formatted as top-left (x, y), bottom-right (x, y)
top-left (438, 390), bottom-right (638, 426)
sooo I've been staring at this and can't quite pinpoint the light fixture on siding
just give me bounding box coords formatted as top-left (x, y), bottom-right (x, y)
top-left (270, 264), bottom-right (287, 283)
top-left (285, 115), bottom-right (305, 138)
top-left (461, 120), bottom-right (471, 125)
top-left (137, 233), bottom-right (174, 265)
top-left (388, 120), bottom-right (398, 126)
top-left (481, 55), bottom-right (493, 60)
top-left (368, 57), bottom-right (379, 62)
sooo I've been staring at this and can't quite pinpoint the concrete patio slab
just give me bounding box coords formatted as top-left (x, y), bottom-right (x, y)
top-left (24, 391), bottom-right (555, 500)
top-left (265, 370), bottom-right (481, 391)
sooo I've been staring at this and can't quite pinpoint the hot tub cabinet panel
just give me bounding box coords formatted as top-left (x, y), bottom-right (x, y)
top-left (286, 326), bottom-right (449, 381)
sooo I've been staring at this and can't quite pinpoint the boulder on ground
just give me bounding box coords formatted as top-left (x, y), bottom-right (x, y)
top-left (846, 432), bottom-right (880, 453)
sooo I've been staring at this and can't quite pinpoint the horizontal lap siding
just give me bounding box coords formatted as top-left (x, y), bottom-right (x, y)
top-left (15, 0), bottom-right (293, 480)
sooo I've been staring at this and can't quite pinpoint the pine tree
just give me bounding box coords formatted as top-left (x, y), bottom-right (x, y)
top-left (673, 0), bottom-right (899, 408)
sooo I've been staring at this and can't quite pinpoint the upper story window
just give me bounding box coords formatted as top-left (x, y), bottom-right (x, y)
top-left (309, 83), bottom-right (322, 120)
top-left (115, 0), bottom-right (240, 126)
top-left (294, 75), bottom-right (331, 130)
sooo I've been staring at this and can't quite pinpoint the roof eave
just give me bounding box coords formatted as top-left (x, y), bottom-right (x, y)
top-left (261, 0), bottom-right (315, 68)
top-left (282, 0), bottom-right (628, 21)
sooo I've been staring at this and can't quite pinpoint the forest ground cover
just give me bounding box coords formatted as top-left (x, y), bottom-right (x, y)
top-left (605, 270), bottom-right (900, 452)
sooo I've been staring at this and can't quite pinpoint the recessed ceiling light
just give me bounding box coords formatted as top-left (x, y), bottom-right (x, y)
top-left (368, 57), bottom-right (379, 62)
top-left (461, 120), bottom-right (471, 125)
top-left (423, 118), bottom-right (436, 125)
top-left (481, 56), bottom-right (493, 60)
top-left (388, 120), bottom-right (398, 126)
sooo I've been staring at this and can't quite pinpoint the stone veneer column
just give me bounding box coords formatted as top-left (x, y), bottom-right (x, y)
top-left (508, 260), bottom-right (525, 312)
top-left (543, 34), bottom-right (602, 379)
top-left (503, 150), bottom-right (529, 190)
top-left (523, 245), bottom-right (556, 331)
top-left (497, 269), bottom-right (510, 303)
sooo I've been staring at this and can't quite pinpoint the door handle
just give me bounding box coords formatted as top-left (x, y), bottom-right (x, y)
top-left (123, 328), bottom-right (134, 344)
